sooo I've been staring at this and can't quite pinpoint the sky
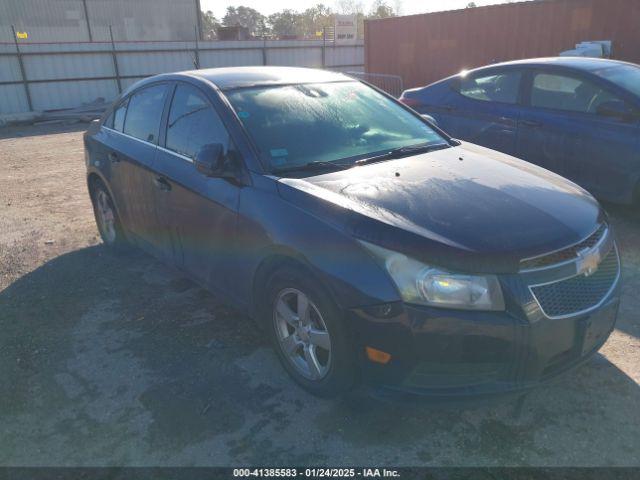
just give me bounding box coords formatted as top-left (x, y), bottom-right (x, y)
top-left (200, 0), bottom-right (518, 19)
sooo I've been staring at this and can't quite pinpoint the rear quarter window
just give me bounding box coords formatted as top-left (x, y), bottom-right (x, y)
top-left (103, 110), bottom-right (114, 129)
top-left (109, 99), bottom-right (128, 132)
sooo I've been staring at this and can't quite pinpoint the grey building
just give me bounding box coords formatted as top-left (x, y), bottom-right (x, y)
top-left (1, 0), bottom-right (202, 42)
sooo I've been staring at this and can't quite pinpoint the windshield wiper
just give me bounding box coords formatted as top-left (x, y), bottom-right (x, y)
top-left (272, 143), bottom-right (450, 175)
top-left (272, 160), bottom-right (353, 175)
top-left (355, 143), bottom-right (450, 166)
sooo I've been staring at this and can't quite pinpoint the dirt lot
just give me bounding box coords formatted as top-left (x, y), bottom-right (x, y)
top-left (1, 123), bottom-right (639, 467)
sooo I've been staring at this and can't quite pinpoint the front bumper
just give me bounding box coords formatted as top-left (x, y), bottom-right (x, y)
top-left (349, 281), bottom-right (620, 397)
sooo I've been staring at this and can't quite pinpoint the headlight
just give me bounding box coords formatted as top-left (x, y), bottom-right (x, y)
top-left (360, 241), bottom-right (505, 311)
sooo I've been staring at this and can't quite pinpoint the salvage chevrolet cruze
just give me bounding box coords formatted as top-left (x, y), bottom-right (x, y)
top-left (84, 67), bottom-right (620, 396)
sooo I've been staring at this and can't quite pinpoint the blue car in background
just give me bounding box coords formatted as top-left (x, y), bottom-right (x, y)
top-left (400, 58), bottom-right (640, 204)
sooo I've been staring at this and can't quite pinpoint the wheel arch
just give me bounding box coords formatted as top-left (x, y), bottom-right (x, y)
top-left (250, 247), bottom-right (341, 320)
top-left (86, 170), bottom-right (125, 221)
top-left (86, 171), bottom-right (105, 195)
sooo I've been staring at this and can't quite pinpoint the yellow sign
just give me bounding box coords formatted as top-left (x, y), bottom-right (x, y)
top-left (16, 31), bottom-right (28, 39)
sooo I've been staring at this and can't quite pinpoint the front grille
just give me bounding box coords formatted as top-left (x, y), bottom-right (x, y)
top-left (520, 224), bottom-right (607, 271)
top-left (530, 246), bottom-right (619, 318)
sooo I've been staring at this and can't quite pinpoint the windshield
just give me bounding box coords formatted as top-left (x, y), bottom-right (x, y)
top-left (594, 64), bottom-right (640, 97)
top-left (224, 81), bottom-right (447, 172)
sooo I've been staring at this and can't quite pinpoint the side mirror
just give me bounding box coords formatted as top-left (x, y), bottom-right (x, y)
top-left (194, 143), bottom-right (225, 177)
top-left (596, 100), bottom-right (635, 121)
top-left (421, 114), bottom-right (438, 126)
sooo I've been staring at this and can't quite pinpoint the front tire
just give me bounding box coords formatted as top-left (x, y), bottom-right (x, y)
top-left (264, 266), bottom-right (356, 397)
top-left (90, 181), bottom-right (128, 249)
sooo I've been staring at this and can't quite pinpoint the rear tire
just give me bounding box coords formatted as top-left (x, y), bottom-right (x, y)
top-left (264, 265), bottom-right (356, 397)
top-left (90, 181), bottom-right (128, 250)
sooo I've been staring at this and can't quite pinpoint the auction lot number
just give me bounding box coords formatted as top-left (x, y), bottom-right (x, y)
top-left (234, 468), bottom-right (400, 478)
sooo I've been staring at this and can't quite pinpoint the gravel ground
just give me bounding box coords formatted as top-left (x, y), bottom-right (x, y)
top-left (1, 123), bottom-right (639, 467)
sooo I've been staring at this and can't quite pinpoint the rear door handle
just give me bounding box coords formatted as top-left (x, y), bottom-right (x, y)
top-left (153, 176), bottom-right (172, 192)
top-left (441, 104), bottom-right (457, 112)
top-left (520, 119), bottom-right (543, 127)
top-left (108, 152), bottom-right (121, 163)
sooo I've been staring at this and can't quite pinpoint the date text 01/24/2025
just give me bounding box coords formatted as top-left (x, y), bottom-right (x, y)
top-left (233, 468), bottom-right (401, 478)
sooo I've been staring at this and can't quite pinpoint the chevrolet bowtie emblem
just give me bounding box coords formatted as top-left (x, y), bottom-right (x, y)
top-left (576, 246), bottom-right (601, 276)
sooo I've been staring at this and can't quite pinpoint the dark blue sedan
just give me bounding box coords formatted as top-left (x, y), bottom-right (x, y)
top-left (400, 58), bottom-right (640, 204)
top-left (85, 67), bottom-right (620, 397)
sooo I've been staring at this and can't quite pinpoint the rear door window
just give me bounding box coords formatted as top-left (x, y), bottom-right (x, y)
top-left (458, 70), bottom-right (522, 104)
top-left (123, 84), bottom-right (169, 144)
top-left (165, 84), bottom-right (230, 159)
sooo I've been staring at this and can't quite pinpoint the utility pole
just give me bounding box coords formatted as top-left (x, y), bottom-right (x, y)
top-left (81, 0), bottom-right (93, 41)
top-left (11, 25), bottom-right (33, 111)
top-left (194, 0), bottom-right (203, 40)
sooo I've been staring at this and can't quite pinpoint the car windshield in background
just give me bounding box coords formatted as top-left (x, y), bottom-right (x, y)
top-left (594, 64), bottom-right (640, 97)
top-left (225, 81), bottom-right (447, 173)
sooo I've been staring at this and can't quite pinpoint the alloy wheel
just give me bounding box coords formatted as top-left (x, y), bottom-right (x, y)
top-left (95, 189), bottom-right (117, 244)
top-left (272, 288), bottom-right (332, 380)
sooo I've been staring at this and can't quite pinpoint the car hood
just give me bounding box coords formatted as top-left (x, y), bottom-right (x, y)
top-left (276, 142), bottom-right (604, 273)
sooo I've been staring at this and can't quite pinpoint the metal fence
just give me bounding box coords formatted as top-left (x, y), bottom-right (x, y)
top-left (1, 0), bottom-right (201, 43)
top-left (0, 36), bottom-right (364, 116)
top-left (346, 72), bottom-right (403, 98)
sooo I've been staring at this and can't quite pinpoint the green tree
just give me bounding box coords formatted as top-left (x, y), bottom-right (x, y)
top-left (201, 10), bottom-right (220, 39)
top-left (334, 0), bottom-right (364, 15)
top-left (369, 0), bottom-right (395, 18)
top-left (222, 6), bottom-right (266, 36)
top-left (268, 9), bottom-right (303, 37)
top-left (299, 4), bottom-right (334, 37)
top-left (466, 2), bottom-right (477, 7)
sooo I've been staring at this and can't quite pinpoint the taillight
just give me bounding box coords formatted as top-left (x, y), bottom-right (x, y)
top-left (399, 96), bottom-right (423, 109)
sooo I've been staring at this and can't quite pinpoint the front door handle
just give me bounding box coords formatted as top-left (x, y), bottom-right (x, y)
top-left (441, 104), bottom-right (457, 112)
top-left (108, 152), bottom-right (121, 163)
top-left (153, 176), bottom-right (172, 192)
top-left (520, 119), bottom-right (543, 127)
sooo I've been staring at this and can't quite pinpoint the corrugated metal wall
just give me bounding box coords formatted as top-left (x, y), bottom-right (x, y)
top-left (364, 0), bottom-right (640, 89)
top-left (0, 0), bottom-right (199, 42)
top-left (0, 40), bottom-right (364, 115)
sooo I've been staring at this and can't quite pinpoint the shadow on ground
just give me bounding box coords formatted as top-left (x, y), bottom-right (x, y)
top-left (1, 245), bottom-right (639, 466)
top-left (0, 122), bottom-right (90, 140)
top-left (604, 203), bottom-right (640, 340)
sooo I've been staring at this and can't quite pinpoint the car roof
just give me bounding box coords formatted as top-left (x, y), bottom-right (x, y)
top-left (176, 66), bottom-right (352, 90)
top-left (411, 57), bottom-right (636, 91)
top-left (473, 56), bottom-right (634, 72)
